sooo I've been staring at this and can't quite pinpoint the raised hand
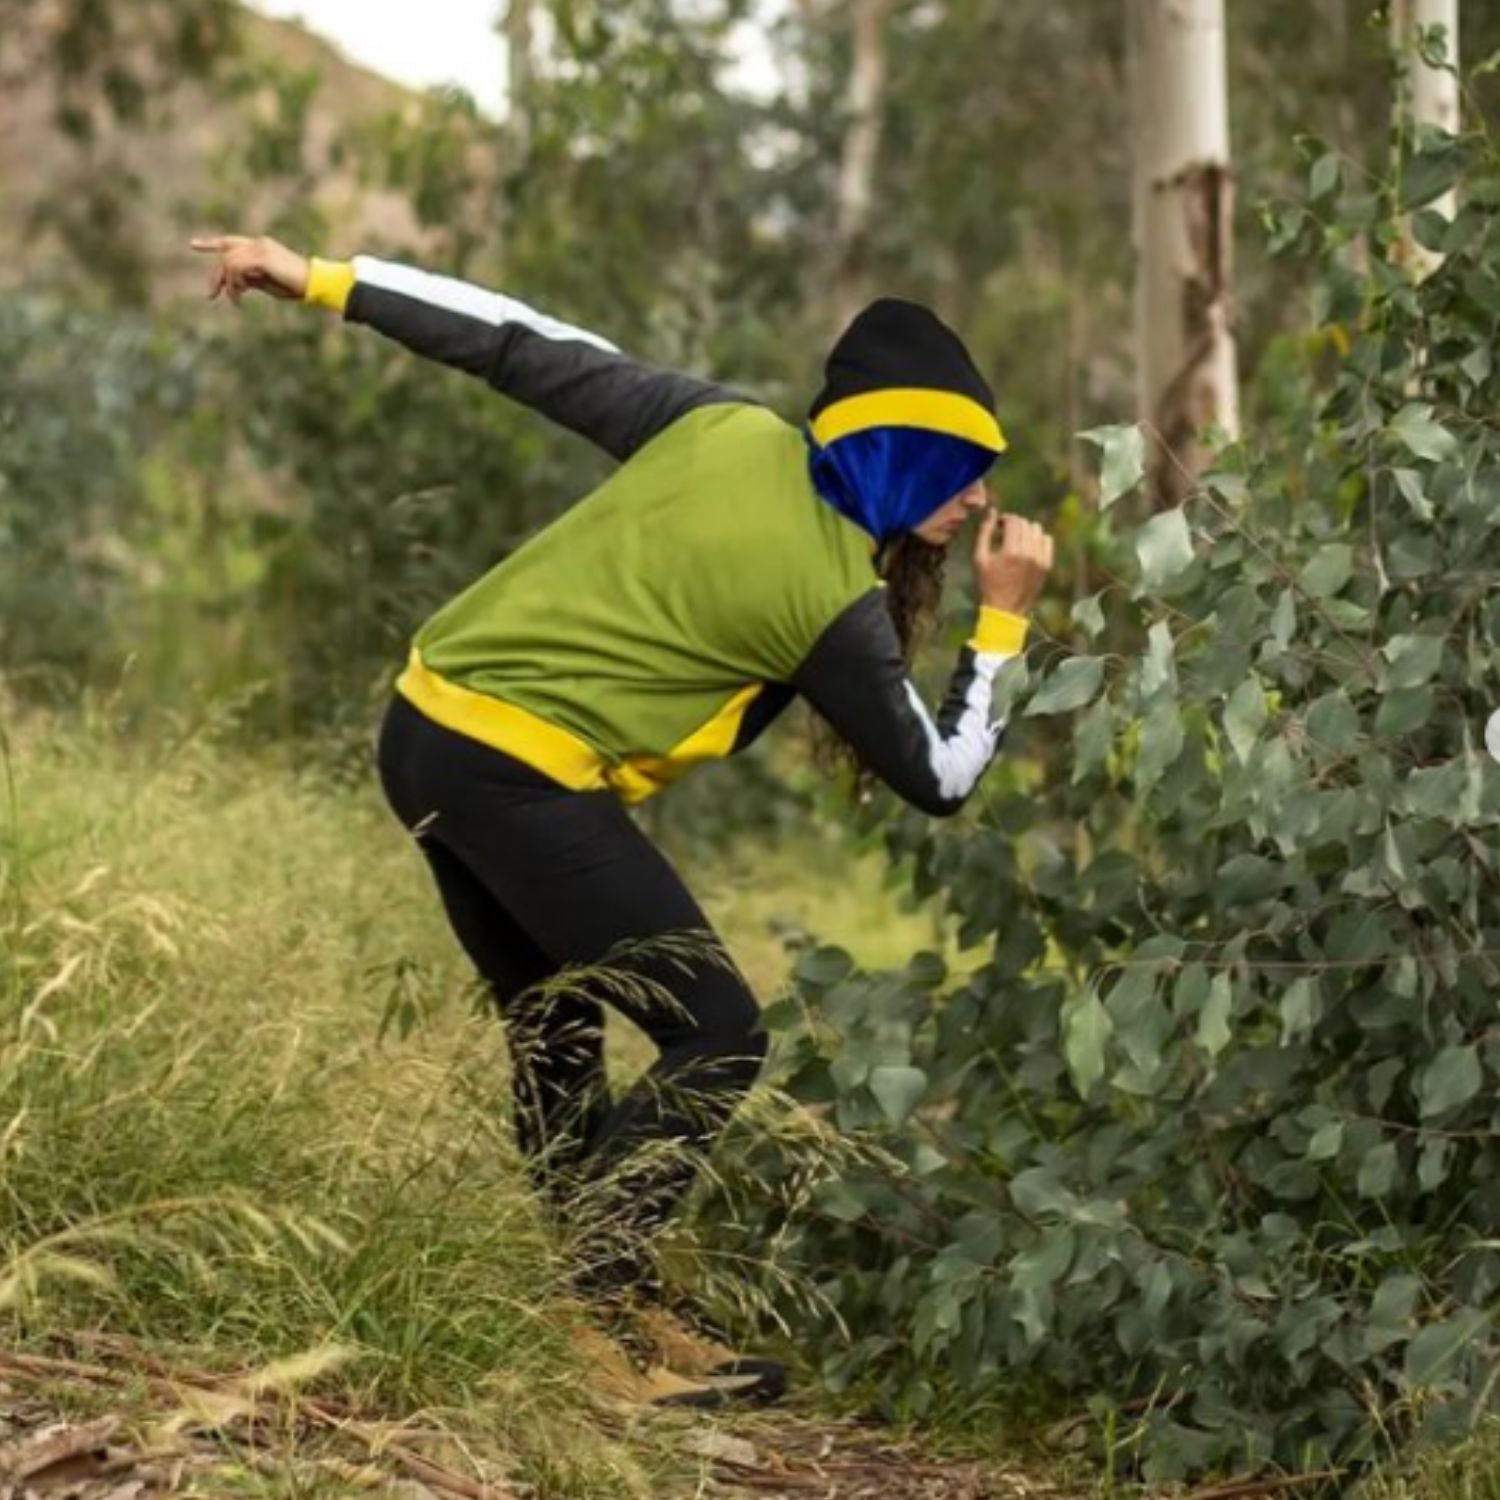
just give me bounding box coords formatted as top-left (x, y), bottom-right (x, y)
top-left (974, 507), bottom-right (1053, 616)
top-left (189, 234), bottom-right (310, 304)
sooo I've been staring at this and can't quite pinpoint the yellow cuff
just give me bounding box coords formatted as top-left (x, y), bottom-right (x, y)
top-left (304, 257), bottom-right (355, 313)
top-left (969, 605), bottom-right (1029, 656)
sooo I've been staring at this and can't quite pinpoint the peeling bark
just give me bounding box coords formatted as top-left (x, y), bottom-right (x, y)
top-left (1155, 159), bottom-right (1237, 503)
top-left (1128, 0), bottom-right (1241, 510)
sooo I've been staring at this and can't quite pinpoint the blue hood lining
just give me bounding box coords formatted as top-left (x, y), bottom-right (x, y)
top-left (806, 425), bottom-right (998, 545)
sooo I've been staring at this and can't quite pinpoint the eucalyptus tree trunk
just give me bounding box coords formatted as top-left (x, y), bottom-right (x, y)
top-left (831, 0), bottom-right (895, 333)
top-left (505, 0), bottom-right (534, 162)
top-left (1391, 0), bottom-right (1460, 275)
top-left (1127, 0), bottom-right (1240, 509)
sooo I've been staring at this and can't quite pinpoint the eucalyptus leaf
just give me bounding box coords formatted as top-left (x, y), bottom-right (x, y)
top-left (1073, 697), bottom-right (1114, 780)
top-left (1365, 1275), bottom-right (1423, 1355)
top-left (1217, 853), bottom-right (1290, 906)
top-left (1061, 986), bottom-right (1112, 1097)
top-left (1136, 698), bottom-right (1185, 792)
top-left (1269, 588), bottom-right (1296, 650)
top-left (1358, 1141), bottom-right (1399, 1199)
top-left (1404, 1310), bottom-right (1491, 1387)
top-left (1136, 508), bottom-right (1196, 589)
top-left (1307, 1119), bottom-right (1343, 1161)
top-left (868, 1064), bottom-right (928, 1126)
top-left (1417, 1045), bottom-right (1482, 1118)
top-left (1279, 977), bottom-right (1320, 1045)
top-left (1009, 1167), bottom-right (1081, 1219)
top-left (1197, 973), bottom-right (1233, 1059)
top-left (1375, 686), bottom-right (1433, 737)
top-left (1397, 145), bottom-right (1467, 213)
top-left (1071, 590), bottom-right (1107, 640)
top-left (1024, 656), bottom-right (1104, 716)
top-left (1298, 544), bottom-right (1353, 599)
top-left (1141, 619), bottom-right (1178, 700)
top-left (1390, 403), bottom-right (1460, 463)
top-left (1419, 1136), bottom-right (1454, 1192)
top-left (1391, 467), bottom-right (1433, 521)
top-left (1224, 678), bottom-right (1268, 765)
top-left (1309, 153), bottom-right (1339, 200)
top-left (1305, 691), bottom-right (1360, 755)
top-left (1382, 633), bottom-right (1445, 689)
top-left (1079, 423), bottom-right (1146, 508)
top-left (797, 946), bottom-right (855, 987)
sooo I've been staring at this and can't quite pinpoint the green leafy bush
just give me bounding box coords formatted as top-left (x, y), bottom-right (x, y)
top-left (711, 129), bottom-right (1500, 1486)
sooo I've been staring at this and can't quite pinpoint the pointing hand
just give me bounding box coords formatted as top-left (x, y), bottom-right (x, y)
top-left (189, 233), bottom-right (310, 304)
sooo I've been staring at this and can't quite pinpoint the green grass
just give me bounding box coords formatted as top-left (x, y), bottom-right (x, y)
top-left (0, 704), bottom-right (655, 1492)
top-left (0, 698), bottom-right (966, 1496)
top-left (1353, 1419), bottom-right (1500, 1500)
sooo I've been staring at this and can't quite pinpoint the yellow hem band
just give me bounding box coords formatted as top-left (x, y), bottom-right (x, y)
top-left (392, 649), bottom-right (763, 807)
top-left (969, 605), bottom-right (1028, 656)
top-left (810, 388), bottom-right (1008, 453)
top-left (395, 647), bottom-right (614, 794)
top-left (305, 257), bottom-right (356, 313)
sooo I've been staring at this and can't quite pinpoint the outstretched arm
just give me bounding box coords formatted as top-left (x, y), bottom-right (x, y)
top-left (189, 235), bottom-right (746, 462)
top-left (791, 511), bottom-right (1051, 818)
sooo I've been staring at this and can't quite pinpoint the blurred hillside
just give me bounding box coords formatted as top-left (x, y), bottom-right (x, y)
top-left (0, 5), bottom-right (456, 305)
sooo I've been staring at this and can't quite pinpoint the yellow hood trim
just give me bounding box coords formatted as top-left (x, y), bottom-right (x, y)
top-left (810, 388), bottom-right (1007, 453)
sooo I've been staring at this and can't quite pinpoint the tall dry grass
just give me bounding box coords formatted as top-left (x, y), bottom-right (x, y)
top-left (0, 681), bottom-right (974, 1497)
top-left (0, 696), bottom-right (683, 1494)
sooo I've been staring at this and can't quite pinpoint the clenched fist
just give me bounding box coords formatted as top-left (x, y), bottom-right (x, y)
top-left (190, 234), bottom-right (310, 304)
top-left (974, 508), bottom-right (1053, 616)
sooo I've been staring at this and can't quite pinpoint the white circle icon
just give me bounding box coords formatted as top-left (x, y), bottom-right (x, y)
top-left (1488, 709), bottom-right (1500, 765)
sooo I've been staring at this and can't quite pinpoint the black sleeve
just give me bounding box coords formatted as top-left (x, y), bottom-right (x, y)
top-left (790, 589), bottom-right (1023, 818)
top-left (342, 255), bottom-right (750, 462)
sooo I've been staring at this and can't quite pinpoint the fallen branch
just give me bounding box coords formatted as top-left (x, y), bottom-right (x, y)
top-left (0, 1415), bottom-right (119, 1481)
top-left (1184, 1470), bottom-right (1346, 1500)
top-left (0, 1347), bottom-right (120, 1388)
top-left (303, 1402), bottom-right (516, 1500)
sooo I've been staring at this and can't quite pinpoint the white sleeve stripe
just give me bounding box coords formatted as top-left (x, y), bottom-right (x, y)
top-left (902, 650), bottom-right (1015, 801)
top-left (351, 255), bottom-right (620, 354)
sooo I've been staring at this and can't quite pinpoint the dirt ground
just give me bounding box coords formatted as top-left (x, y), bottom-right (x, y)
top-left (0, 1340), bottom-right (1080, 1500)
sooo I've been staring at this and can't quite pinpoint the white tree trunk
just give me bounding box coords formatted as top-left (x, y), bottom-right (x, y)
top-left (1127, 0), bottom-right (1240, 508)
top-left (832, 0), bottom-right (894, 332)
top-left (505, 0), bottom-right (534, 161)
top-left (1391, 0), bottom-right (1460, 274)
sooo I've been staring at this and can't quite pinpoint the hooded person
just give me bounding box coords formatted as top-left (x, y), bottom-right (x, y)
top-left (191, 234), bottom-right (1050, 1408)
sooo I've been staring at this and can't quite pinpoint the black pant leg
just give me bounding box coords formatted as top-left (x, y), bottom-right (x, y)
top-left (376, 693), bottom-right (768, 1293)
top-left (419, 838), bottom-right (610, 1204)
top-left (377, 695), bottom-right (609, 1206)
top-left (434, 789), bottom-right (769, 1294)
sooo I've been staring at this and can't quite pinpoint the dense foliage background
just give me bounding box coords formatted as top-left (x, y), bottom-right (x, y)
top-left (705, 121), bottom-right (1500, 1484)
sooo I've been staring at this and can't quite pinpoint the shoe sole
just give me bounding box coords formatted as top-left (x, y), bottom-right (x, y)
top-left (648, 1358), bottom-right (788, 1410)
